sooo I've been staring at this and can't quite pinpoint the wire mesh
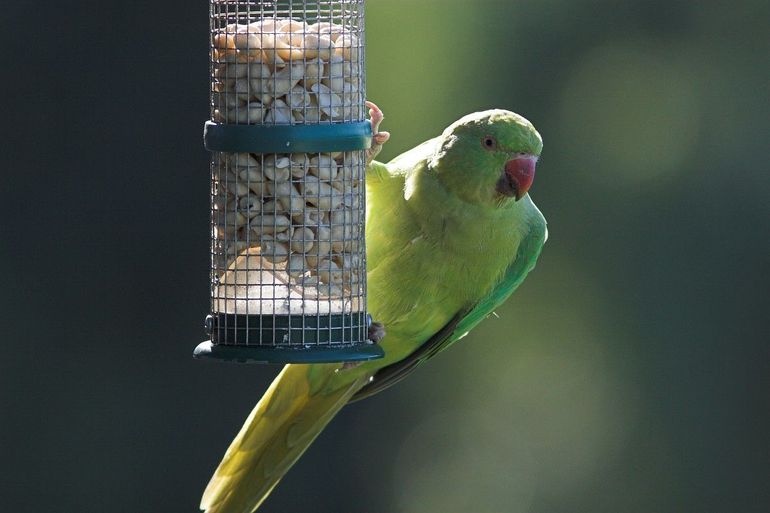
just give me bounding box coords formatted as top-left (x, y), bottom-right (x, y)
top-left (208, 0), bottom-right (368, 347)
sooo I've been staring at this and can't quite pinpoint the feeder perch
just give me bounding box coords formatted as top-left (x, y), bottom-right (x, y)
top-left (194, 0), bottom-right (383, 364)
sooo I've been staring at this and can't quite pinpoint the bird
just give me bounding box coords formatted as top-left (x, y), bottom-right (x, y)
top-left (200, 102), bottom-right (547, 513)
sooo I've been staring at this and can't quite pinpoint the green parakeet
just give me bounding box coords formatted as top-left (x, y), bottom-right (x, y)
top-left (200, 104), bottom-right (547, 513)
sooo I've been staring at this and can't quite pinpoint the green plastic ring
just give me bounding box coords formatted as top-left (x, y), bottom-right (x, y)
top-left (203, 120), bottom-right (372, 153)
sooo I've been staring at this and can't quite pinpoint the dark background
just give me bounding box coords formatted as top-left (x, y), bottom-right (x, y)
top-left (2, 1), bottom-right (769, 512)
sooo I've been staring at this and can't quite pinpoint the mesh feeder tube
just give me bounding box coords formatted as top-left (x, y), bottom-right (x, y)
top-left (194, 1), bottom-right (383, 364)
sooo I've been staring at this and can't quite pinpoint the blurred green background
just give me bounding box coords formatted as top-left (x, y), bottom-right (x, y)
top-left (1, 1), bottom-right (768, 512)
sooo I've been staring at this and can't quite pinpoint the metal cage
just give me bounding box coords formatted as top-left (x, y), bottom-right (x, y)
top-left (194, 0), bottom-right (383, 363)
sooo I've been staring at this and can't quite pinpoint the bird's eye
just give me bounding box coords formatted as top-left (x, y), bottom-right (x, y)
top-left (482, 136), bottom-right (497, 150)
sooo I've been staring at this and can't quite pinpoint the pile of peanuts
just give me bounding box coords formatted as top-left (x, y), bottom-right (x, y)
top-left (213, 150), bottom-right (365, 298)
top-left (211, 18), bottom-right (362, 124)
top-left (210, 18), bottom-right (366, 299)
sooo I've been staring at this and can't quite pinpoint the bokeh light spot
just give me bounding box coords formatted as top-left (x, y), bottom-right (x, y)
top-left (393, 409), bottom-right (537, 513)
top-left (558, 40), bottom-right (701, 187)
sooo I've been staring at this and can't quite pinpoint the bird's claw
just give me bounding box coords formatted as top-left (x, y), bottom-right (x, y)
top-left (337, 321), bottom-right (385, 371)
top-left (366, 100), bottom-right (390, 164)
top-left (368, 321), bottom-right (386, 343)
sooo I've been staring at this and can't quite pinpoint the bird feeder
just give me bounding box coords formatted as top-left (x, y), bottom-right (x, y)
top-left (194, 0), bottom-right (383, 364)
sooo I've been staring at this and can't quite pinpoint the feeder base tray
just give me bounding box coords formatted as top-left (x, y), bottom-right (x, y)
top-left (193, 340), bottom-right (384, 364)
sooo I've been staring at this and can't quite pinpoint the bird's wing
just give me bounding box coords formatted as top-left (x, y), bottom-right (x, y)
top-left (351, 212), bottom-right (547, 402)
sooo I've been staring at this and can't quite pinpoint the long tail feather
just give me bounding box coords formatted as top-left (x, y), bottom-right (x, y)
top-left (200, 363), bottom-right (368, 513)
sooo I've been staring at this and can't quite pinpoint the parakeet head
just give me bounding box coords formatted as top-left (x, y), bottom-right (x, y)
top-left (429, 109), bottom-right (542, 205)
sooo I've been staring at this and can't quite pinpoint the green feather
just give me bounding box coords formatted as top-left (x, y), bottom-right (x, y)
top-left (352, 204), bottom-right (546, 401)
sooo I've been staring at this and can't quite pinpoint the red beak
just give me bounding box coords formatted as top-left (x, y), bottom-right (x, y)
top-left (505, 156), bottom-right (537, 201)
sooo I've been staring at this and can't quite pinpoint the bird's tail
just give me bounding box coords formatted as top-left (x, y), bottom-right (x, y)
top-left (200, 363), bottom-right (368, 513)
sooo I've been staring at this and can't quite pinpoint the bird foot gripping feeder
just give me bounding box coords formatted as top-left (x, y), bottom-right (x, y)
top-left (194, 0), bottom-right (383, 364)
